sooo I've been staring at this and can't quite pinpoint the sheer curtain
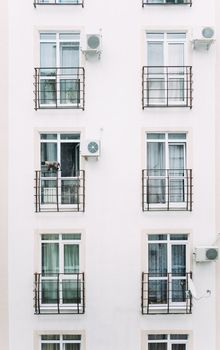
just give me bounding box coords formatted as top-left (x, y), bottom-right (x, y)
top-left (168, 43), bottom-right (185, 103)
top-left (169, 144), bottom-right (184, 202)
top-left (148, 243), bottom-right (167, 303)
top-left (64, 244), bottom-right (79, 273)
top-left (41, 243), bottom-right (59, 304)
top-left (147, 42), bottom-right (165, 104)
top-left (63, 244), bottom-right (80, 304)
top-left (171, 245), bottom-right (186, 302)
top-left (147, 142), bottom-right (165, 203)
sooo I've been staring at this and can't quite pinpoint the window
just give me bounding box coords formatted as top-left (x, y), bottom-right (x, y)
top-left (148, 334), bottom-right (188, 350)
top-left (35, 133), bottom-right (85, 212)
top-left (41, 334), bottom-right (82, 350)
top-left (142, 0), bottom-right (192, 6)
top-left (142, 32), bottom-right (192, 108)
top-left (142, 132), bottom-right (192, 211)
top-left (141, 234), bottom-right (192, 314)
top-left (35, 0), bottom-right (83, 5)
top-left (34, 32), bottom-right (85, 110)
top-left (34, 234), bottom-right (85, 314)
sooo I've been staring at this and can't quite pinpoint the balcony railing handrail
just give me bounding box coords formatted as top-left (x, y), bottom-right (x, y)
top-left (34, 67), bottom-right (85, 111)
top-left (34, 272), bottom-right (85, 314)
top-left (141, 272), bottom-right (192, 315)
top-left (34, 0), bottom-right (84, 7)
top-left (142, 0), bottom-right (192, 5)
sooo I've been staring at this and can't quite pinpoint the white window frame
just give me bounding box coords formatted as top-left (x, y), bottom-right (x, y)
top-left (40, 233), bottom-right (83, 312)
top-left (147, 334), bottom-right (188, 350)
top-left (145, 132), bottom-right (187, 210)
top-left (39, 31), bottom-right (81, 108)
top-left (40, 132), bottom-right (81, 209)
top-left (146, 233), bottom-right (189, 312)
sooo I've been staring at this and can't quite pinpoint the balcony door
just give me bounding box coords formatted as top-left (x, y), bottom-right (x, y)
top-left (146, 132), bottom-right (186, 208)
top-left (41, 234), bottom-right (82, 310)
top-left (40, 133), bottom-right (80, 208)
top-left (146, 32), bottom-right (186, 105)
top-left (39, 32), bottom-right (80, 107)
top-left (148, 234), bottom-right (188, 310)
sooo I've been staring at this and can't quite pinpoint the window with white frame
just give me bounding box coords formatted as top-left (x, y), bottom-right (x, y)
top-left (147, 234), bottom-right (189, 306)
top-left (40, 233), bottom-right (82, 306)
top-left (148, 334), bottom-right (188, 350)
top-left (146, 132), bottom-right (187, 206)
top-left (143, 32), bottom-right (192, 107)
top-left (41, 334), bottom-right (81, 350)
top-left (39, 32), bottom-right (81, 106)
top-left (40, 133), bottom-right (80, 205)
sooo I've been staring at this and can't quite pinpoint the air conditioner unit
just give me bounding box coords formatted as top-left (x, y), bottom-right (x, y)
top-left (192, 27), bottom-right (215, 50)
top-left (82, 34), bottom-right (102, 59)
top-left (195, 246), bottom-right (219, 262)
top-left (81, 140), bottom-right (100, 158)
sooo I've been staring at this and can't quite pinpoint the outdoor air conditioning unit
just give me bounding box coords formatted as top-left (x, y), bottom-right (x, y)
top-left (195, 246), bottom-right (219, 262)
top-left (81, 140), bottom-right (100, 159)
top-left (192, 27), bottom-right (215, 50)
top-left (82, 34), bottom-right (102, 59)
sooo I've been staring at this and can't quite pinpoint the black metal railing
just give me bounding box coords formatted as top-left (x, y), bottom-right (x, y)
top-left (142, 0), bottom-right (192, 6)
top-left (142, 169), bottom-right (193, 211)
top-left (34, 0), bottom-right (84, 7)
top-left (141, 272), bottom-right (192, 314)
top-left (34, 67), bottom-right (85, 110)
top-left (35, 170), bottom-right (85, 212)
top-left (142, 66), bottom-right (192, 108)
top-left (34, 273), bottom-right (85, 314)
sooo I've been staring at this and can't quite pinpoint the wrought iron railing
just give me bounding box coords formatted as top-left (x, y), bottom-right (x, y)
top-left (34, 170), bottom-right (85, 212)
top-left (34, 0), bottom-right (84, 7)
top-left (34, 273), bottom-right (85, 314)
top-left (142, 66), bottom-right (192, 108)
top-left (34, 67), bottom-right (85, 110)
top-left (142, 0), bottom-right (191, 5)
top-left (142, 169), bottom-right (193, 211)
top-left (141, 272), bottom-right (192, 314)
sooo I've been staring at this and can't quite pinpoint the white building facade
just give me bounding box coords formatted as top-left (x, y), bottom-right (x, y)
top-left (4, 0), bottom-right (218, 349)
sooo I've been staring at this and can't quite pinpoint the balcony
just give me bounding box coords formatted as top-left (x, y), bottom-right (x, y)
top-left (142, 169), bottom-right (193, 211)
top-left (34, 273), bottom-right (85, 314)
top-left (34, 67), bottom-right (85, 110)
top-left (141, 272), bottom-right (192, 314)
top-left (142, 66), bottom-right (192, 108)
top-left (34, 0), bottom-right (84, 7)
top-left (34, 170), bottom-right (85, 213)
top-left (142, 0), bottom-right (191, 5)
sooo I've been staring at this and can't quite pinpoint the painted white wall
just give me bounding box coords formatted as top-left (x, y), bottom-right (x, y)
top-left (8, 0), bottom-right (217, 349)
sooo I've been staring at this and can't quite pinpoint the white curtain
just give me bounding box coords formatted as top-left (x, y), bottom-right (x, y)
top-left (169, 144), bottom-right (184, 202)
top-left (168, 43), bottom-right (185, 102)
top-left (147, 142), bottom-right (165, 203)
top-left (147, 42), bottom-right (165, 104)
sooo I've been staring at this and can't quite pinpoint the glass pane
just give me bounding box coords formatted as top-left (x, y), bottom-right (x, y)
top-left (60, 134), bottom-right (80, 140)
top-left (168, 79), bottom-right (184, 103)
top-left (42, 234), bottom-right (59, 240)
top-left (147, 133), bottom-right (165, 140)
top-left (61, 179), bottom-right (80, 204)
top-left (172, 245), bottom-right (186, 275)
top-left (168, 43), bottom-right (184, 66)
top-left (60, 79), bottom-right (80, 104)
top-left (147, 33), bottom-right (164, 39)
top-left (148, 344), bottom-right (167, 350)
top-left (61, 143), bottom-right (79, 177)
top-left (148, 280), bottom-right (167, 304)
top-left (62, 234), bottom-right (81, 240)
top-left (147, 42), bottom-right (164, 68)
top-left (168, 133), bottom-right (186, 140)
top-left (170, 335), bottom-right (188, 340)
top-left (41, 180), bottom-right (57, 204)
top-left (40, 33), bottom-right (56, 40)
top-left (148, 243), bottom-right (167, 276)
top-left (147, 143), bottom-right (165, 171)
top-left (40, 42), bottom-right (56, 70)
top-left (170, 234), bottom-right (188, 241)
top-left (62, 280), bottom-right (81, 304)
top-left (42, 243), bottom-right (59, 275)
top-left (148, 234), bottom-right (167, 241)
top-left (63, 335), bottom-right (81, 340)
top-left (148, 335), bottom-right (167, 340)
top-left (60, 43), bottom-right (79, 68)
top-left (41, 335), bottom-right (60, 340)
top-left (64, 244), bottom-right (79, 273)
top-left (169, 144), bottom-right (185, 170)
top-left (167, 33), bottom-right (186, 39)
top-left (40, 80), bottom-right (56, 105)
top-left (41, 143), bottom-right (57, 164)
top-left (64, 345), bottom-right (80, 350)
top-left (172, 345), bottom-right (186, 350)
top-left (41, 134), bottom-right (57, 140)
top-left (172, 279), bottom-right (186, 302)
top-left (148, 78), bottom-right (165, 104)
top-left (41, 280), bottom-right (58, 304)
top-left (59, 33), bottom-right (80, 40)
